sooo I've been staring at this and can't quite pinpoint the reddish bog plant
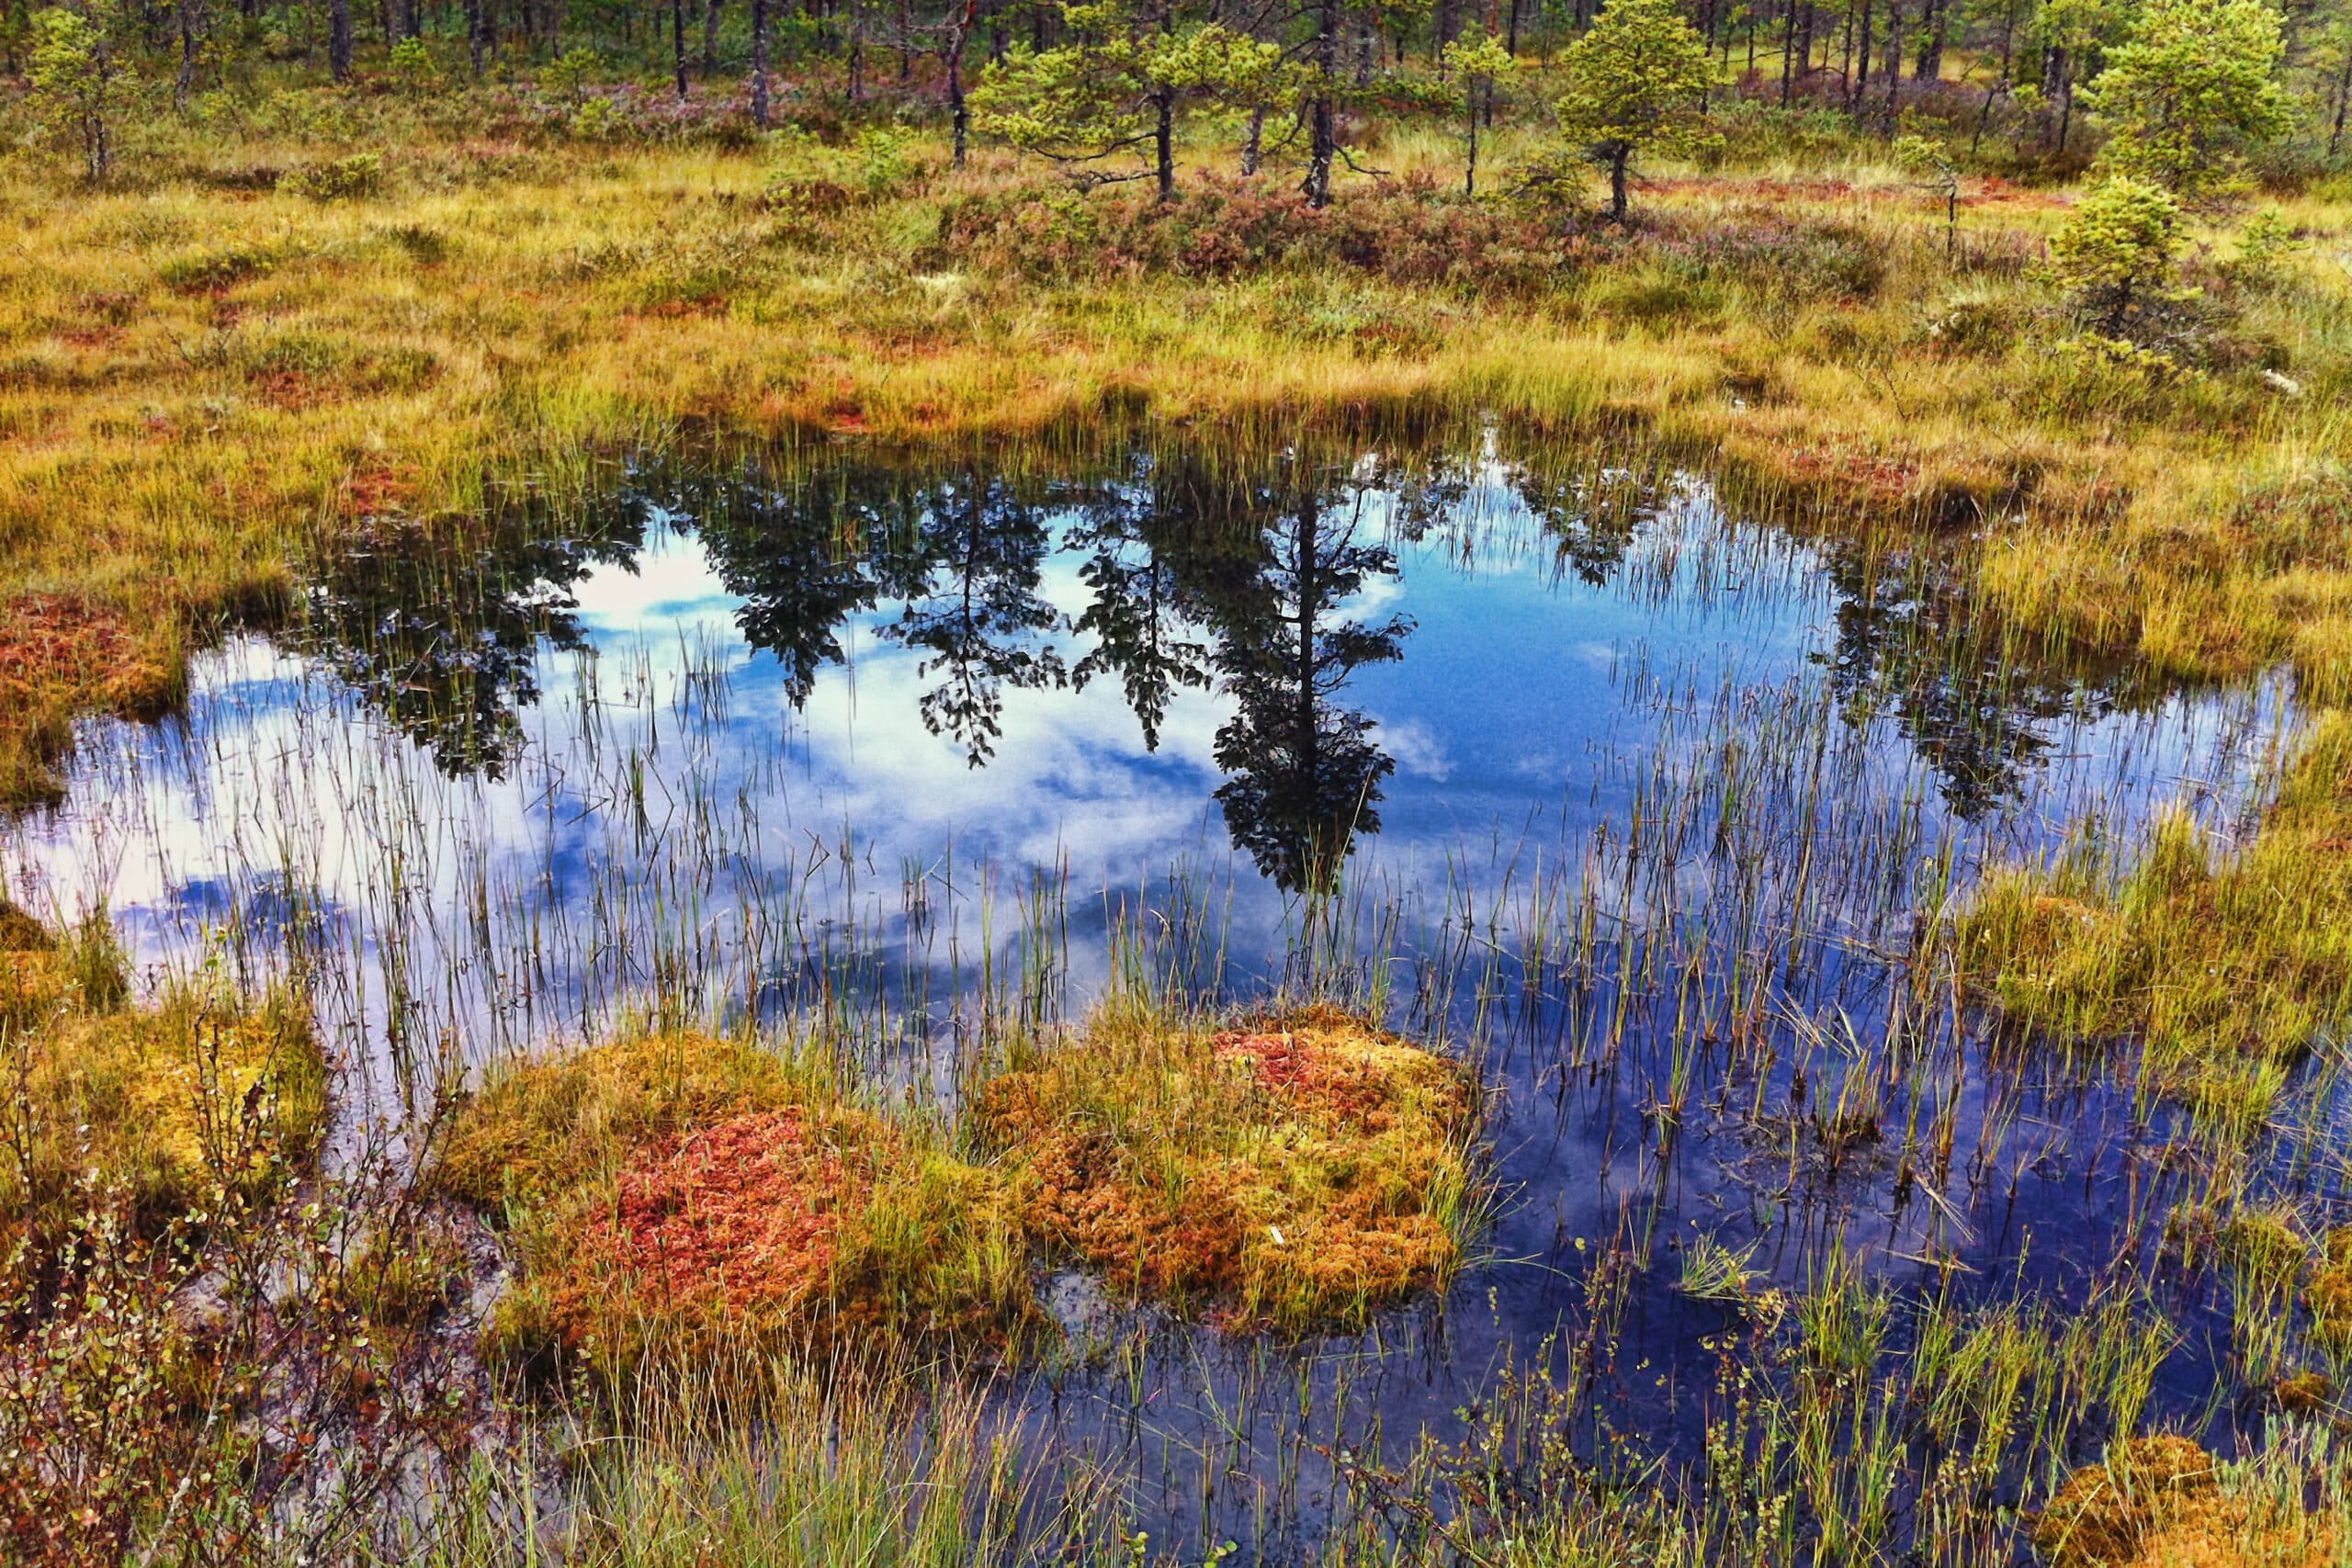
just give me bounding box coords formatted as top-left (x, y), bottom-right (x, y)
top-left (935, 175), bottom-right (1599, 292)
top-left (436, 1032), bottom-right (1038, 1382)
top-left (440, 1009), bottom-right (1486, 1380)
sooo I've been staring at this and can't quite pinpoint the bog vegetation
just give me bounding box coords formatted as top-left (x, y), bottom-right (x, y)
top-left (6, 0), bottom-right (2352, 1558)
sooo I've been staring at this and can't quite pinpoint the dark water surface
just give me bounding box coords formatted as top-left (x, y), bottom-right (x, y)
top-left (4, 435), bottom-right (2317, 1553)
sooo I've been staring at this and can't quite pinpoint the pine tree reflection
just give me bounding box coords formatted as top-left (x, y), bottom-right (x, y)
top-left (303, 509), bottom-right (645, 779)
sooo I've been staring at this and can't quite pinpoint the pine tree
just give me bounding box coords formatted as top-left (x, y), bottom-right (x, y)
top-left (1441, 27), bottom-right (1514, 195)
top-left (29, 6), bottom-right (123, 181)
top-left (2083, 0), bottom-right (2290, 202)
top-left (1554, 0), bottom-right (1716, 221)
top-left (970, 1), bottom-right (1284, 199)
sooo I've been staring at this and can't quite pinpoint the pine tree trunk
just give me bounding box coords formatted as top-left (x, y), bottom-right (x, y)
top-left (329, 0), bottom-right (352, 78)
top-left (702, 0), bottom-right (719, 73)
top-left (1881, 0), bottom-right (1900, 131)
top-left (1847, 0), bottom-right (1867, 110)
top-left (1781, 0), bottom-right (1798, 104)
top-left (2330, 26), bottom-right (2352, 155)
top-left (176, 0), bottom-right (199, 106)
top-left (1912, 0), bottom-right (1944, 80)
top-left (751, 0), bottom-right (770, 123)
top-left (2041, 44), bottom-right (2068, 150)
top-left (945, 0), bottom-right (976, 165)
top-left (1464, 86), bottom-right (1478, 195)
top-left (1305, 0), bottom-right (1337, 207)
top-left (1154, 87), bottom-right (1174, 198)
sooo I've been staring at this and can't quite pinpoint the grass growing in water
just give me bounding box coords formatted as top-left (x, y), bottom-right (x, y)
top-left (1961, 713), bottom-right (2352, 1140)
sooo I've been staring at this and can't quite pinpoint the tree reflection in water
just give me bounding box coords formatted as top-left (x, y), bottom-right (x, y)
top-left (303, 508), bottom-right (646, 779)
top-left (300, 441), bottom-right (2150, 897)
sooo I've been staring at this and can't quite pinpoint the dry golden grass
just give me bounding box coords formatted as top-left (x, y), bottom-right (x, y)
top-left (6, 108), bottom-right (2351, 803)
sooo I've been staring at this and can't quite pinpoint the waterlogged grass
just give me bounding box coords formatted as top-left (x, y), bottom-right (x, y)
top-left (408, 1354), bottom-right (1113, 1568)
top-left (1962, 713), bottom-right (2352, 1140)
top-left (975, 1000), bottom-right (1484, 1331)
top-left (6, 96), bottom-right (2352, 804)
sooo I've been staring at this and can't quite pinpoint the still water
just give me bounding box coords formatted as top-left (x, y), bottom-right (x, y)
top-left (1, 435), bottom-right (2312, 1552)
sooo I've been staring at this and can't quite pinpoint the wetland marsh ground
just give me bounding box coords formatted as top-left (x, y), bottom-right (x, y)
top-left (9, 5), bottom-right (2352, 1563)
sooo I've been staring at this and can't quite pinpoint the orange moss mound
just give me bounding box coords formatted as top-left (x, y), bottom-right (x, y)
top-left (2304, 1229), bottom-right (2352, 1355)
top-left (2039, 1438), bottom-right (2221, 1568)
top-left (441, 1032), bottom-right (1036, 1381)
top-left (2037, 1437), bottom-right (2339, 1568)
top-left (449, 1013), bottom-right (1480, 1375)
top-left (977, 1003), bottom-right (1481, 1331)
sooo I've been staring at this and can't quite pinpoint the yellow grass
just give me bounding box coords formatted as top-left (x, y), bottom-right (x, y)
top-left (6, 107), bottom-right (2351, 801)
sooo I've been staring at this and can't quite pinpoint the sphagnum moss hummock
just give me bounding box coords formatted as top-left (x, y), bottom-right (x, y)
top-left (435, 1030), bottom-right (1041, 1382)
top-left (976, 1002), bottom-right (1485, 1332)
top-left (439, 1007), bottom-right (1485, 1382)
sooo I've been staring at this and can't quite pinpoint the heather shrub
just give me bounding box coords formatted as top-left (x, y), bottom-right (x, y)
top-left (937, 175), bottom-right (1600, 292)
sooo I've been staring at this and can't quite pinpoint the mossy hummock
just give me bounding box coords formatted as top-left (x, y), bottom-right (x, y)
top-left (438, 1006), bottom-right (1485, 1379)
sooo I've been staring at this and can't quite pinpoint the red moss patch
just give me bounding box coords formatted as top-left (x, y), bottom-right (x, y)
top-left (250, 368), bottom-right (337, 409)
top-left (1778, 442), bottom-right (1922, 507)
top-left (571, 1109), bottom-right (865, 1322)
top-left (442, 1032), bottom-right (1041, 1378)
top-left (0, 594), bottom-right (173, 714)
top-left (342, 463), bottom-right (416, 520)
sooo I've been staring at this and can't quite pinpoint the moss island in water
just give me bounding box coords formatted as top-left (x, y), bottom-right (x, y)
top-left (435, 1006), bottom-right (1483, 1382)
